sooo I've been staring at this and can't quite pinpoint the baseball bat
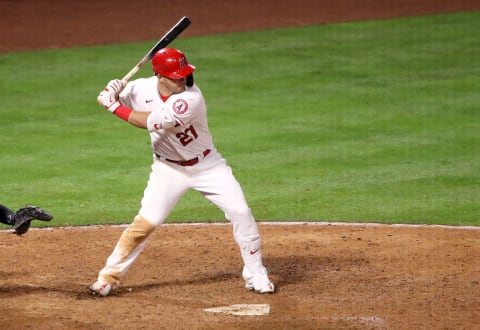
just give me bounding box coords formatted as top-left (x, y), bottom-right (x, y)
top-left (120, 16), bottom-right (191, 87)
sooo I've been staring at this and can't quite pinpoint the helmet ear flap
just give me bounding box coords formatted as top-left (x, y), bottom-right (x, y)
top-left (186, 74), bottom-right (194, 87)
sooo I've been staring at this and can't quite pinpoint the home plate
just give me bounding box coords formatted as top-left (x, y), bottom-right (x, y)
top-left (203, 304), bottom-right (270, 316)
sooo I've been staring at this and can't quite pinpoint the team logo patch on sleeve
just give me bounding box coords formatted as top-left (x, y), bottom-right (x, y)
top-left (172, 99), bottom-right (188, 114)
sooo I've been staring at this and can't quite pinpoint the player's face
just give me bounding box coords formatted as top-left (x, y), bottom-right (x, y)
top-left (157, 74), bottom-right (186, 95)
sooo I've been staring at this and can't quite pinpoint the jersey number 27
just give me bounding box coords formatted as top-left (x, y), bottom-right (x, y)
top-left (176, 125), bottom-right (198, 146)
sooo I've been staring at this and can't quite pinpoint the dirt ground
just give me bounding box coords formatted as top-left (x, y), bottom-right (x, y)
top-left (1, 1), bottom-right (480, 329)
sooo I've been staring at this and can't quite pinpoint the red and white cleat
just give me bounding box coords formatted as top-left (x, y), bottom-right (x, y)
top-left (90, 280), bottom-right (112, 297)
top-left (243, 266), bottom-right (275, 294)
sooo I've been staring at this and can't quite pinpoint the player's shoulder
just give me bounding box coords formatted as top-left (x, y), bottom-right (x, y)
top-left (166, 85), bottom-right (205, 116)
top-left (123, 76), bottom-right (157, 95)
top-left (130, 76), bottom-right (157, 88)
top-left (183, 84), bottom-right (202, 96)
top-left (169, 84), bottom-right (203, 101)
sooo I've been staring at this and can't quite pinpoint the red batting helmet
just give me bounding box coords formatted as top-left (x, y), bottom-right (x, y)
top-left (152, 48), bottom-right (195, 79)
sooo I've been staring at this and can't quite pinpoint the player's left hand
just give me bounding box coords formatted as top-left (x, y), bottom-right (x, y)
top-left (97, 89), bottom-right (120, 112)
top-left (97, 79), bottom-right (123, 112)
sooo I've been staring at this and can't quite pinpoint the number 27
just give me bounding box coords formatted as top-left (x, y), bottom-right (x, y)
top-left (176, 125), bottom-right (198, 146)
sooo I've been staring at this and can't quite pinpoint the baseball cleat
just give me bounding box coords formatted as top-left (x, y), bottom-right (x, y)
top-left (245, 280), bottom-right (275, 294)
top-left (258, 281), bottom-right (275, 293)
top-left (90, 280), bottom-right (112, 297)
top-left (243, 266), bottom-right (275, 293)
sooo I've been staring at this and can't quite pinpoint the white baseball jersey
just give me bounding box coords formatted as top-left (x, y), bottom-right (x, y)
top-left (94, 75), bottom-right (273, 293)
top-left (119, 76), bottom-right (214, 161)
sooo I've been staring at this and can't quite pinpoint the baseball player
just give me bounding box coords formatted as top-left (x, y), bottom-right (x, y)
top-left (0, 204), bottom-right (53, 235)
top-left (90, 48), bottom-right (275, 296)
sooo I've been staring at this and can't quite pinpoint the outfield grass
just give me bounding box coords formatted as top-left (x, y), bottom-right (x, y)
top-left (0, 11), bottom-right (478, 227)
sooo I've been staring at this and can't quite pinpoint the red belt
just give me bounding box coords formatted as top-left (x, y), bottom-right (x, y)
top-left (157, 149), bottom-right (211, 166)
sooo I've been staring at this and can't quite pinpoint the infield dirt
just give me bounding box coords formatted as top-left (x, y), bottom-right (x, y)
top-left (1, 1), bottom-right (479, 329)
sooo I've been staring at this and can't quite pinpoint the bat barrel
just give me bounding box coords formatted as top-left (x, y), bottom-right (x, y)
top-left (120, 16), bottom-right (192, 87)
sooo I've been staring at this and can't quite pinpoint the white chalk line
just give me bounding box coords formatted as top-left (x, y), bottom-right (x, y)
top-left (321, 316), bottom-right (385, 326)
top-left (261, 221), bottom-right (480, 230)
top-left (2, 221), bottom-right (477, 233)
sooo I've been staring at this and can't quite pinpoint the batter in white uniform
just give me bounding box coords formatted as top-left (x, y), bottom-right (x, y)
top-left (91, 48), bottom-right (275, 296)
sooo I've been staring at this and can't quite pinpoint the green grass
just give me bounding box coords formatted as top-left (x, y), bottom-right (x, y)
top-left (0, 11), bottom-right (478, 228)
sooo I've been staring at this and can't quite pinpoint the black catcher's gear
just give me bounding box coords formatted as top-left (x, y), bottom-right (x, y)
top-left (13, 206), bottom-right (53, 236)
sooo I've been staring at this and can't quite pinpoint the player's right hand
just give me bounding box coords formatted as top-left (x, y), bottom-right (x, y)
top-left (105, 79), bottom-right (123, 97)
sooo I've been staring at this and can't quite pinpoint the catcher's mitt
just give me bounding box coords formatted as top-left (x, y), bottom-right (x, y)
top-left (13, 206), bottom-right (53, 236)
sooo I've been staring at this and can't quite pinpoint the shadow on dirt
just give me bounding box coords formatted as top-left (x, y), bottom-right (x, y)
top-left (265, 254), bottom-right (371, 287)
top-left (0, 285), bottom-right (78, 297)
top-left (0, 255), bottom-right (370, 299)
top-left (77, 270), bottom-right (241, 299)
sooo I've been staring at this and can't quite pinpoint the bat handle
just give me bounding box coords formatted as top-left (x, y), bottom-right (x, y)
top-left (121, 53), bottom-right (151, 88)
top-left (121, 65), bottom-right (140, 87)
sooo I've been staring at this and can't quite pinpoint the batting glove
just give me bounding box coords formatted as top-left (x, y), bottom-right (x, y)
top-left (97, 90), bottom-right (120, 112)
top-left (97, 79), bottom-right (124, 112)
top-left (105, 79), bottom-right (124, 96)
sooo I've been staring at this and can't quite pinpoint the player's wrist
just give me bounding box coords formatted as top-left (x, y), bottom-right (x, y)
top-left (106, 100), bottom-right (121, 113)
top-left (113, 104), bottom-right (133, 121)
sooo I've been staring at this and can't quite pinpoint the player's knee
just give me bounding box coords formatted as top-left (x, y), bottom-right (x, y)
top-left (225, 206), bottom-right (253, 222)
top-left (226, 207), bottom-right (262, 243)
top-left (131, 215), bottom-right (156, 237)
top-left (118, 216), bottom-right (156, 252)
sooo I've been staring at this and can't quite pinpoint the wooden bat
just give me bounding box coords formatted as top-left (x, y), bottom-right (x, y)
top-left (120, 16), bottom-right (191, 87)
